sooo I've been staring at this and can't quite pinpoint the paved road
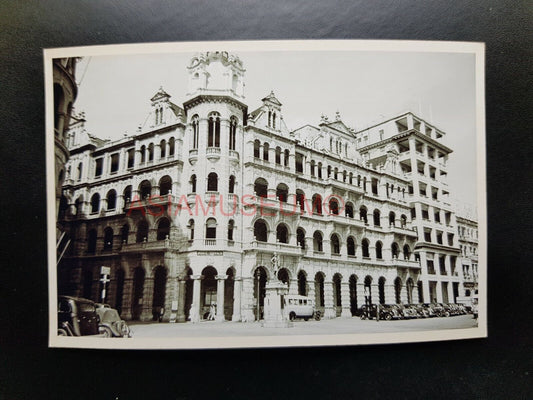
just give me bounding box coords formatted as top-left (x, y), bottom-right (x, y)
top-left (130, 314), bottom-right (478, 338)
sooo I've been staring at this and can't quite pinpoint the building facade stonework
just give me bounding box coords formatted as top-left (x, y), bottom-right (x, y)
top-left (58, 51), bottom-right (474, 322)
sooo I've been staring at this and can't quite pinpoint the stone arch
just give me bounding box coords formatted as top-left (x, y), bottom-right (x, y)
top-left (253, 218), bottom-right (268, 242)
top-left (152, 265), bottom-right (168, 320)
top-left (297, 270), bottom-right (308, 296)
top-left (332, 273), bottom-right (342, 317)
top-left (156, 217), bottom-right (170, 240)
top-left (314, 272), bottom-right (326, 310)
top-left (159, 175), bottom-right (172, 196)
top-left (394, 277), bottom-right (403, 304)
top-left (131, 266), bottom-right (146, 320)
top-left (378, 277), bottom-right (386, 305)
top-left (276, 223), bottom-right (289, 244)
top-left (253, 266), bottom-right (268, 320)
top-left (349, 274), bottom-right (358, 316)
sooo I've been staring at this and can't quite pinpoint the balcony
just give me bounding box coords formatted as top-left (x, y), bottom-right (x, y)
top-left (229, 150), bottom-right (239, 160)
top-left (189, 149), bottom-right (198, 163)
top-left (120, 238), bottom-right (177, 253)
top-left (206, 147), bottom-right (221, 160)
top-left (248, 240), bottom-right (304, 256)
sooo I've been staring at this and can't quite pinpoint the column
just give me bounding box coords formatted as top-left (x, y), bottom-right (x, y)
top-left (216, 275), bottom-right (227, 321)
top-left (121, 277), bottom-right (134, 320)
top-left (385, 283), bottom-right (396, 305)
top-left (340, 282), bottom-right (351, 317)
top-left (190, 275), bottom-right (202, 323)
top-left (241, 277), bottom-right (255, 322)
top-left (165, 275), bottom-right (179, 322)
top-left (176, 278), bottom-right (187, 322)
top-left (140, 276), bottom-right (154, 321)
top-left (323, 280), bottom-right (335, 319)
top-left (289, 279), bottom-right (298, 295)
top-left (232, 277), bottom-right (242, 322)
top-left (356, 282), bottom-right (366, 309)
top-left (413, 282), bottom-right (420, 303)
top-left (371, 283), bottom-right (379, 305)
top-left (155, 141), bottom-right (161, 160)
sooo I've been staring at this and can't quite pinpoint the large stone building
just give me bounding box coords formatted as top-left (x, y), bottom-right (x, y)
top-left (58, 51), bottom-right (470, 322)
top-left (456, 212), bottom-right (479, 304)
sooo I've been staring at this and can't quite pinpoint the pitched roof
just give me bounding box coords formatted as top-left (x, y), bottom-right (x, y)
top-left (150, 87), bottom-right (171, 102)
top-left (261, 90), bottom-right (282, 106)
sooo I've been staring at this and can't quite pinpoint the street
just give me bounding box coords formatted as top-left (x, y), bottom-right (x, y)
top-left (129, 314), bottom-right (478, 338)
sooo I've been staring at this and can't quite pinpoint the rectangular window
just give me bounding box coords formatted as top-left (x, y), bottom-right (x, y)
top-left (436, 231), bottom-right (443, 245)
top-left (427, 260), bottom-right (435, 274)
top-left (110, 153), bottom-right (119, 173)
top-left (127, 149), bottom-right (135, 168)
top-left (94, 158), bottom-right (103, 177)
top-left (371, 178), bottom-right (379, 195)
top-left (448, 233), bottom-right (454, 246)
top-left (295, 153), bottom-right (303, 173)
top-left (424, 229), bottom-right (432, 242)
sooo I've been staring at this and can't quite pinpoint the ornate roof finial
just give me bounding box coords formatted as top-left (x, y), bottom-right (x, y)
top-left (335, 111), bottom-right (341, 121)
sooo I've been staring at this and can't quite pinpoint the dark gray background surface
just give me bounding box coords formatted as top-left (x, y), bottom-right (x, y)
top-left (0, 1), bottom-right (531, 399)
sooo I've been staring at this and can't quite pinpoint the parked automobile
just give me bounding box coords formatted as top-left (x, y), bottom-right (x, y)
top-left (359, 304), bottom-right (378, 320)
top-left (379, 304), bottom-right (403, 320)
top-left (95, 304), bottom-right (132, 337)
top-left (58, 296), bottom-right (101, 336)
top-left (284, 295), bottom-right (321, 321)
top-left (407, 304), bottom-right (428, 318)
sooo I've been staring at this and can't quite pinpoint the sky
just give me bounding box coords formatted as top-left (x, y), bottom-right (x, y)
top-left (73, 49), bottom-right (479, 209)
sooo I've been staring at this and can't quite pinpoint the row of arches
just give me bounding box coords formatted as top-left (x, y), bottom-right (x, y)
top-left (86, 217), bottom-right (172, 253)
top-left (189, 173), bottom-right (236, 193)
top-left (85, 176), bottom-right (173, 214)
top-left (139, 138), bottom-right (176, 164)
top-left (253, 141), bottom-right (290, 167)
top-left (252, 219), bottom-right (412, 259)
top-left (190, 114), bottom-right (238, 151)
top-left (252, 178), bottom-right (408, 226)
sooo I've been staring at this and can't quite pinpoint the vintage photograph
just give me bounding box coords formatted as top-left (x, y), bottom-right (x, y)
top-left (47, 40), bottom-right (486, 348)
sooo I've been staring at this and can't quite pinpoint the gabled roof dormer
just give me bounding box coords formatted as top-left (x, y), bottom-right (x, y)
top-left (143, 86), bottom-right (185, 131)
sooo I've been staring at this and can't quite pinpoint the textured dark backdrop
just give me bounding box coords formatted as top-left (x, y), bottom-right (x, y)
top-left (0, 1), bottom-right (531, 399)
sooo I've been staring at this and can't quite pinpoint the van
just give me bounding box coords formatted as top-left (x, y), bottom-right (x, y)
top-left (283, 295), bottom-right (321, 321)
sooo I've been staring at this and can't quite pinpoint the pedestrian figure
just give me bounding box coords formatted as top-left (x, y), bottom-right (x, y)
top-left (159, 307), bottom-right (164, 322)
top-left (208, 302), bottom-right (216, 320)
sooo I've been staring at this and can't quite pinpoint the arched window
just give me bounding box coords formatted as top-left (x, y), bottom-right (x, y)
top-left (207, 112), bottom-right (221, 147)
top-left (296, 189), bottom-right (305, 212)
top-left (190, 174), bottom-right (197, 193)
top-left (296, 228), bottom-right (306, 249)
top-left (394, 277), bottom-right (403, 304)
top-left (349, 172), bottom-right (353, 184)
top-left (276, 224), bottom-right (289, 243)
top-left (90, 193), bottom-right (100, 213)
top-left (347, 237), bottom-right (356, 256)
top-left (106, 190), bottom-right (117, 210)
top-left (310, 160), bottom-right (315, 176)
top-left (345, 202), bottom-right (354, 218)
top-left (188, 219), bottom-right (195, 240)
top-left (156, 218), bottom-right (170, 240)
top-left (329, 198), bottom-right (339, 215)
top-left (376, 241), bottom-right (383, 259)
top-left (362, 239), bottom-right (370, 258)
top-left (160, 139), bottom-right (166, 158)
top-left (136, 220), bottom-right (149, 243)
top-left (207, 172), bottom-right (218, 192)
top-left (87, 229), bottom-right (97, 254)
top-left (297, 270), bottom-right (307, 296)
top-left (268, 111), bottom-right (272, 127)
top-left (334, 167), bottom-right (338, 180)
top-left (123, 186), bottom-right (132, 203)
top-left (232, 74), bottom-right (238, 91)
top-left (389, 211), bottom-right (396, 226)
top-left (228, 175), bottom-right (236, 194)
top-left (263, 142), bottom-right (269, 161)
top-left (373, 209), bottom-right (381, 226)
top-left (317, 162), bottom-right (322, 179)
top-left (148, 143), bottom-right (154, 161)
top-left (205, 218), bottom-right (217, 239)
top-left (378, 277), bottom-right (386, 305)
top-left (391, 242), bottom-right (400, 258)
top-left (364, 276), bottom-right (373, 304)
top-left (103, 227), bottom-right (114, 251)
top-left (254, 140), bottom-right (261, 158)
top-left (229, 116), bottom-right (237, 151)
top-left (159, 175), bottom-right (172, 196)
top-left (312, 194), bottom-right (322, 215)
top-left (77, 162), bottom-right (83, 181)
top-left (401, 214), bottom-right (407, 228)
top-left (254, 178), bottom-right (268, 198)
top-left (120, 224), bottom-right (129, 244)
top-left (253, 219), bottom-right (268, 242)
top-left (359, 206), bottom-right (368, 224)
top-left (272, 112), bottom-right (276, 129)
top-left (227, 219), bottom-right (234, 241)
top-left (284, 149), bottom-right (290, 167)
top-left (168, 137), bottom-right (175, 156)
top-left (343, 170), bottom-right (347, 182)
top-left (313, 231), bottom-right (323, 252)
top-left (276, 183), bottom-right (288, 203)
top-left (327, 165), bottom-right (332, 178)
top-left (330, 234), bottom-right (340, 254)
top-left (191, 115), bottom-right (199, 150)
top-left (140, 180), bottom-right (152, 199)
top-left (140, 145), bottom-right (146, 163)
top-left (275, 147), bottom-right (282, 164)
top-left (403, 244), bottom-right (411, 260)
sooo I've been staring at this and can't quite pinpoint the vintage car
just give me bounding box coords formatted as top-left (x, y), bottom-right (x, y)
top-left (378, 304), bottom-right (403, 320)
top-left (95, 303), bottom-right (132, 337)
top-left (284, 295), bottom-right (321, 321)
top-left (58, 296), bottom-right (101, 336)
top-left (359, 304), bottom-right (378, 320)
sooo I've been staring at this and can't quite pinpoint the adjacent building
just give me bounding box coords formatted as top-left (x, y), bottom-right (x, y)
top-left (57, 51), bottom-right (473, 322)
